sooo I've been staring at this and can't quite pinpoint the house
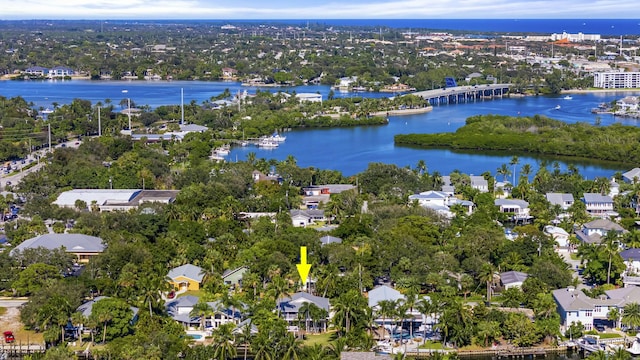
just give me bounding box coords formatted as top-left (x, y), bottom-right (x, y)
top-left (166, 295), bottom-right (242, 330)
top-left (408, 190), bottom-right (474, 218)
top-left (470, 176), bottom-right (489, 193)
top-left (222, 266), bottom-right (248, 287)
top-left (167, 264), bottom-right (205, 292)
top-left (77, 296), bottom-right (139, 324)
top-left (10, 233), bottom-right (105, 263)
top-left (319, 235), bottom-right (342, 246)
top-left (544, 225), bottom-right (571, 247)
top-left (53, 189), bottom-right (180, 212)
top-left (500, 271), bottom-right (528, 289)
top-left (277, 292), bottom-right (330, 332)
top-left (582, 193), bottom-right (616, 218)
top-left (546, 193), bottom-right (575, 210)
top-left (621, 248), bottom-right (640, 274)
top-left (609, 178), bottom-right (620, 198)
top-left (49, 66), bottom-right (75, 77)
top-left (623, 168), bottom-right (640, 183)
top-left (574, 219), bottom-right (627, 244)
top-left (251, 170), bottom-right (282, 184)
top-left (25, 66), bottom-right (48, 76)
top-left (290, 209), bottom-right (327, 227)
top-left (494, 181), bottom-right (512, 199)
top-left (301, 184), bottom-right (356, 209)
top-left (221, 67), bottom-right (238, 80)
top-left (367, 285), bottom-right (404, 309)
top-left (495, 199), bottom-right (531, 221)
top-left (553, 286), bottom-right (640, 332)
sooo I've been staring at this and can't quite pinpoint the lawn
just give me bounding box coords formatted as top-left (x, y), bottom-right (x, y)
top-left (598, 333), bottom-right (622, 339)
top-left (419, 341), bottom-right (448, 350)
top-left (303, 331), bottom-right (337, 347)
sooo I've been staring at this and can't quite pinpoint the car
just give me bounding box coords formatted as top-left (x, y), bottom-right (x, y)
top-left (60, 144), bottom-right (66, 148)
top-left (5, 181), bottom-right (11, 186)
top-left (75, 142), bottom-right (80, 145)
top-left (3, 331), bottom-right (15, 343)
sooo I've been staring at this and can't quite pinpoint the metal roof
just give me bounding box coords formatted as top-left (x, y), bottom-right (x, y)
top-left (11, 233), bottom-right (105, 255)
top-left (167, 264), bottom-right (205, 283)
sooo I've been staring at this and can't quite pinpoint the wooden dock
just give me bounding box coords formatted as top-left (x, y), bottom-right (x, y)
top-left (405, 346), bottom-right (568, 358)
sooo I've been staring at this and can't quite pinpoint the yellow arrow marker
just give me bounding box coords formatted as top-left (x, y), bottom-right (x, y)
top-left (296, 246), bottom-right (312, 285)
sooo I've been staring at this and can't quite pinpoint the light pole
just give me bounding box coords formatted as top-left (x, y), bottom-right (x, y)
top-left (122, 89), bottom-right (131, 132)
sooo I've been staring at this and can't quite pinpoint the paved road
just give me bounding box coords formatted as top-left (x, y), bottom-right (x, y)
top-left (0, 299), bottom-right (27, 308)
top-left (1, 162), bottom-right (45, 189)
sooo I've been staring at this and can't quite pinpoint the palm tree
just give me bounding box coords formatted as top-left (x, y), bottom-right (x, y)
top-left (611, 346), bottom-right (632, 360)
top-left (497, 163), bottom-right (511, 182)
top-left (403, 290), bottom-right (419, 340)
top-left (268, 275), bottom-right (291, 317)
top-left (376, 300), bottom-right (396, 337)
top-left (479, 263), bottom-right (496, 303)
top-left (509, 156), bottom-right (520, 184)
top-left (212, 323), bottom-right (237, 360)
top-left (623, 302), bottom-right (640, 331)
top-left (602, 230), bottom-right (621, 285)
top-left (520, 163), bottom-right (532, 183)
top-left (587, 350), bottom-right (608, 360)
top-left (236, 323), bottom-right (254, 360)
top-left (608, 307), bottom-right (621, 329)
top-left (190, 301), bottom-right (214, 331)
top-left (282, 332), bottom-right (302, 360)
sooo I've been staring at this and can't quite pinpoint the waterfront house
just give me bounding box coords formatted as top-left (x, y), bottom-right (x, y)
top-left (495, 199), bottom-right (531, 221)
top-left (500, 271), bottom-right (528, 289)
top-left (582, 193), bottom-right (616, 218)
top-left (553, 286), bottom-right (640, 332)
top-left (623, 168), bottom-right (640, 183)
top-left (167, 264), bottom-right (205, 292)
top-left (221, 67), bottom-right (237, 80)
top-left (49, 66), bottom-right (75, 77)
top-left (302, 184), bottom-right (356, 209)
top-left (25, 66), bottom-right (48, 76)
top-left (574, 219), bottom-right (627, 244)
top-left (620, 248), bottom-right (640, 287)
top-left (494, 181), bottom-right (512, 199)
top-left (277, 292), bottom-right (330, 333)
top-left (10, 233), bottom-right (105, 263)
top-left (77, 296), bottom-right (139, 330)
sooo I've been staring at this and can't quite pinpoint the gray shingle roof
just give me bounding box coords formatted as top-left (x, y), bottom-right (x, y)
top-left (500, 271), bottom-right (528, 285)
top-left (623, 168), bottom-right (640, 182)
top-left (320, 235), bottom-right (342, 245)
top-left (167, 264), bottom-right (205, 283)
top-left (620, 248), bottom-right (640, 262)
top-left (583, 219), bottom-right (625, 232)
top-left (11, 233), bottom-right (105, 255)
top-left (367, 285), bottom-right (404, 308)
top-left (546, 193), bottom-right (574, 206)
top-left (583, 193), bottom-right (613, 203)
top-left (277, 292), bottom-right (330, 313)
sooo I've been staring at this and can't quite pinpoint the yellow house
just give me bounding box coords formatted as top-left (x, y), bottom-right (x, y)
top-left (167, 264), bottom-right (205, 292)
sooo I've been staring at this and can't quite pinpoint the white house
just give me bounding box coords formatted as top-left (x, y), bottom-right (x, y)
top-left (470, 176), bottom-right (489, 193)
top-left (575, 219), bottom-right (627, 244)
top-left (408, 190), bottom-right (474, 218)
top-left (546, 193), bottom-right (575, 210)
top-left (295, 93), bottom-right (323, 103)
top-left (495, 199), bottom-right (531, 221)
top-left (623, 168), bottom-right (640, 184)
top-left (277, 292), bottom-right (330, 332)
top-left (165, 295), bottom-right (243, 331)
top-left (290, 209), bottom-right (327, 227)
top-left (500, 271), bottom-right (528, 289)
top-left (544, 225), bottom-right (570, 247)
top-left (582, 193), bottom-right (616, 218)
top-left (494, 181), bottom-right (512, 199)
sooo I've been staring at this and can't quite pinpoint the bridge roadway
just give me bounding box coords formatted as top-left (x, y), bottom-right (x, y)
top-left (414, 83), bottom-right (512, 105)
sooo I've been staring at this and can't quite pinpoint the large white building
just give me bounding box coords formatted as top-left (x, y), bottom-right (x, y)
top-left (550, 32), bottom-right (601, 42)
top-left (594, 72), bottom-right (640, 89)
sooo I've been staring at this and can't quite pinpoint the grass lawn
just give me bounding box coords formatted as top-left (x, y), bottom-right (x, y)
top-left (570, 254), bottom-right (580, 261)
top-left (178, 290), bottom-right (205, 298)
top-left (598, 333), bottom-right (622, 339)
top-left (303, 331), bottom-right (337, 347)
top-left (419, 341), bottom-right (447, 350)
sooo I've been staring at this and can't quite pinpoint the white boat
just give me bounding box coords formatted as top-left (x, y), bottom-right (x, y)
top-left (267, 133), bottom-right (286, 142)
top-left (257, 140), bottom-right (279, 148)
top-left (555, 105), bottom-right (561, 110)
top-left (564, 95), bottom-right (573, 100)
top-left (214, 146), bottom-right (230, 156)
top-left (627, 334), bottom-right (640, 355)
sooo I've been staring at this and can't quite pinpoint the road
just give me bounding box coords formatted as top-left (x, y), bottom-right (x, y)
top-left (0, 299), bottom-right (27, 308)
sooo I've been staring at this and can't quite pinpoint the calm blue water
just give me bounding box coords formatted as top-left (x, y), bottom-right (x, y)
top-left (1, 80), bottom-right (638, 178)
top-left (138, 19), bottom-right (640, 36)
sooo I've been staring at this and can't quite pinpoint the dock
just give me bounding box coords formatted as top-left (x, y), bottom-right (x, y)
top-left (404, 346), bottom-right (568, 358)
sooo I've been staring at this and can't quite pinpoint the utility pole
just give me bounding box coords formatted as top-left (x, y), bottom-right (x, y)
top-left (181, 88), bottom-right (184, 125)
top-left (48, 123), bottom-right (51, 153)
top-left (98, 106), bottom-right (101, 137)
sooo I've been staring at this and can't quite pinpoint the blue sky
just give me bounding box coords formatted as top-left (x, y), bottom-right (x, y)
top-left (2, 0), bottom-right (639, 19)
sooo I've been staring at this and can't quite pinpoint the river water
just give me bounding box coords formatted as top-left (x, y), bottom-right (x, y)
top-left (1, 79), bottom-right (638, 178)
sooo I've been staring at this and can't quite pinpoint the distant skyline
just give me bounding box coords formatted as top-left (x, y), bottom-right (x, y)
top-left (2, 0), bottom-right (640, 20)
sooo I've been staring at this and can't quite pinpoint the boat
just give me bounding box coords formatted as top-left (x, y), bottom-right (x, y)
top-left (627, 334), bottom-right (640, 355)
top-left (214, 146), bottom-right (230, 156)
top-left (564, 95), bottom-right (573, 100)
top-left (555, 105), bottom-right (561, 110)
top-left (257, 139), bottom-right (279, 148)
top-left (267, 132), bottom-right (286, 142)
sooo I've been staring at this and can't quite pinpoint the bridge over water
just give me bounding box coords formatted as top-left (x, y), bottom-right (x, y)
top-left (414, 84), bottom-right (512, 105)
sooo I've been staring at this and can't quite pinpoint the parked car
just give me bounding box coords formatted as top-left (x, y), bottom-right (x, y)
top-left (3, 331), bottom-right (15, 343)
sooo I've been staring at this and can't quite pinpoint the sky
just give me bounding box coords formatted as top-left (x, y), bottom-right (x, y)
top-left (2, 0), bottom-right (640, 20)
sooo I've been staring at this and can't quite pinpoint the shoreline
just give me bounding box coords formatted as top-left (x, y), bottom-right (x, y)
top-left (562, 88), bottom-right (640, 94)
top-left (325, 106), bottom-right (433, 119)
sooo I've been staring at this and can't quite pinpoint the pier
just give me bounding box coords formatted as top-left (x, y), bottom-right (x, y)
top-left (404, 346), bottom-right (568, 359)
top-left (414, 84), bottom-right (512, 105)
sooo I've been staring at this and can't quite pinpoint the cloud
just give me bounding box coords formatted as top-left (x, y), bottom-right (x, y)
top-left (1, 0), bottom-right (639, 19)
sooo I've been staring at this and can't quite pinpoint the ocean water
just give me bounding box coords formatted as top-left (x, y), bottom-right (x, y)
top-left (209, 19), bottom-right (640, 36)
